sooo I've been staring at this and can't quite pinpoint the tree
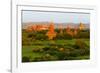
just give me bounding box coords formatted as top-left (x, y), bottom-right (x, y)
top-left (66, 25), bottom-right (73, 37)
top-left (59, 24), bottom-right (63, 34)
top-left (73, 28), bottom-right (78, 36)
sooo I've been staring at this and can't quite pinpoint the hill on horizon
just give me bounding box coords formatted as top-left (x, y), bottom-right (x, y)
top-left (22, 22), bottom-right (90, 29)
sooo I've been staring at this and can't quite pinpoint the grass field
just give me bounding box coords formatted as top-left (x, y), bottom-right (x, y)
top-left (22, 39), bottom-right (90, 62)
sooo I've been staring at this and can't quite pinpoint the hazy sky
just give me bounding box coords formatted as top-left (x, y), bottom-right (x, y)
top-left (22, 10), bottom-right (90, 24)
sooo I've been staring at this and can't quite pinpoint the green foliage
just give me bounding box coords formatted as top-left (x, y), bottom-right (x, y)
top-left (22, 29), bottom-right (90, 46)
top-left (22, 29), bottom-right (90, 62)
top-left (55, 29), bottom-right (73, 40)
top-left (32, 48), bottom-right (43, 52)
top-left (22, 56), bottom-right (30, 62)
top-left (32, 54), bottom-right (57, 62)
top-left (73, 39), bottom-right (89, 49)
top-left (76, 30), bottom-right (90, 39)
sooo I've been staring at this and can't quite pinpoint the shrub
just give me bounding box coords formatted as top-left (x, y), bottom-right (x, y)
top-left (32, 57), bottom-right (43, 62)
top-left (42, 54), bottom-right (54, 61)
top-left (79, 49), bottom-right (90, 55)
top-left (58, 48), bottom-right (65, 52)
top-left (22, 56), bottom-right (30, 62)
top-left (32, 48), bottom-right (43, 52)
top-left (32, 54), bottom-right (57, 61)
top-left (76, 30), bottom-right (90, 39)
top-left (69, 49), bottom-right (81, 57)
top-left (73, 39), bottom-right (88, 49)
top-left (42, 47), bottom-right (50, 51)
top-left (69, 48), bottom-right (90, 57)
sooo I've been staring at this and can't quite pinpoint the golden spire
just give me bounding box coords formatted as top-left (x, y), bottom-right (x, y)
top-left (46, 21), bottom-right (57, 40)
top-left (79, 22), bottom-right (85, 30)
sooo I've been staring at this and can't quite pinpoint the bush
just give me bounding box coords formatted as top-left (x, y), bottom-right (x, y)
top-left (73, 39), bottom-right (88, 49)
top-left (68, 48), bottom-right (90, 57)
top-left (42, 54), bottom-right (56, 61)
top-left (32, 54), bottom-right (57, 61)
top-left (32, 57), bottom-right (43, 62)
top-left (69, 49), bottom-right (81, 57)
top-left (22, 56), bottom-right (30, 62)
top-left (79, 49), bottom-right (90, 55)
top-left (42, 47), bottom-right (50, 51)
top-left (76, 30), bottom-right (90, 39)
top-left (32, 48), bottom-right (43, 52)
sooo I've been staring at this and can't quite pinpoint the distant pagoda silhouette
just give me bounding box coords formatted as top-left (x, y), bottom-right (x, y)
top-left (79, 22), bottom-right (85, 30)
top-left (46, 21), bottom-right (57, 40)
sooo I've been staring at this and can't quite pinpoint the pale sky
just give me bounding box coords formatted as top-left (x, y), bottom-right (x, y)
top-left (22, 10), bottom-right (90, 24)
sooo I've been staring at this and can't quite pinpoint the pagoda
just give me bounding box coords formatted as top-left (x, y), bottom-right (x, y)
top-left (46, 21), bottom-right (57, 40)
top-left (79, 22), bottom-right (85, 30)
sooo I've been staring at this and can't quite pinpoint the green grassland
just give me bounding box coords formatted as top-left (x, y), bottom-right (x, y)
top-left (22, 29), bottom-right (90, 62)
top-left (22, 39), bottom-right (90, 62)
